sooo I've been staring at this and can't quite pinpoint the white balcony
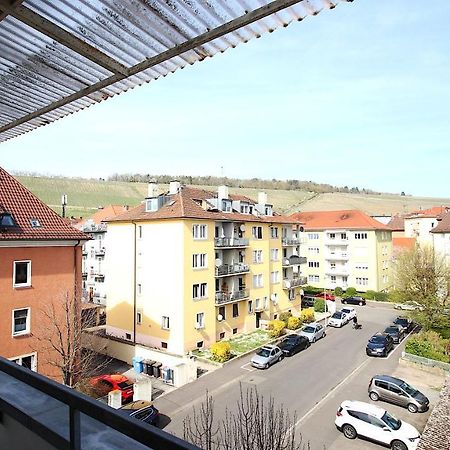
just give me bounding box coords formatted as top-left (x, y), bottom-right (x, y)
top-left (324, 252), bottom-right (349, 261)
top-left (283, 276), bottom-right (307, 289)
top-left (215, 263), bottom-right (250, 277)
top-left (324, 238), bottom-right (349, 246)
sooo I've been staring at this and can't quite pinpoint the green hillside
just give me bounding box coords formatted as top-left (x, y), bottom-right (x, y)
top-left (16, 176), bottom-right (450, 219)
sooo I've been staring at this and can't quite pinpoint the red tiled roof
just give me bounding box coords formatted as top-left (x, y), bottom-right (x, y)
top-left (387, 214), bottom-right (405, 231)
top-left (0, 167), bottom-right (89, 241)
top-left (107, 186), bottom-right (301, 225)
top-left (406, 206), bottom-right (450, 218)
top-left (87, 205), bottom-right (130, 224)
top-left (290, 210), bottom-right (391, 230)
top-left (431, 212), bottom-right (450, 234)
top-left (392, 237), bottom-right (416, 250)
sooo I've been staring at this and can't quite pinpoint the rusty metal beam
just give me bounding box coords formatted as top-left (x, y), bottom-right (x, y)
top-left (0, 0), bottom-right (129, 76)
top-left (0, 0), bottom-right (23, 22)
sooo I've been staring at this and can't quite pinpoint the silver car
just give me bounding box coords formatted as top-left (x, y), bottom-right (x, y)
top-left (298, 322), bottom-right (326, 343)
top-left (251, 345), bottom-right (283, 369)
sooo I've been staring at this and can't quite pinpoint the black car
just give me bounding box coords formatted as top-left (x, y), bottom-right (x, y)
top-left (301, 295), bottom-right (316, 308)
top-left (393, 316), bottom-right (414, 333)
top-left (278, 334), bottom-right (310, 356)
top-left (341, 296), bottom-right (366, 306)
top-left (384, 325), bottom-right (405, 344)
top-left (366, 333), bottom-right (394, 357)
top-left (119, 400), bottom-right (159, 426)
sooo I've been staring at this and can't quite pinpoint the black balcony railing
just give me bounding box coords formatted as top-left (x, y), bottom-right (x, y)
top-left (0, 357), bottom-right (199, 450)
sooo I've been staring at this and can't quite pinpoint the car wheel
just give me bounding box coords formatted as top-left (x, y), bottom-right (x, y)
top-left (279, 354), bottom-right (284, 362)
top-left (264, 363), bottom-right (269, 369)
top-left (342, 424), bottom-right (357, 440)
top-left (382, 350), bottom-right (387, 357)
top-left (369, 391), bottom-right (379, 401)
top-left (312, 337), bottom-right (316, 343)
top-left (359, 301), bottom-right (364, 306)
top-left (407, 403), bottom-right (418, 413)
top-left (391, 440), bottom-right (408, 450)
top-left (342, 299), bottom-right (347, 304)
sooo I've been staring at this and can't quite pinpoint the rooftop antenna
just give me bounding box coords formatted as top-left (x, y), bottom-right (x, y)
top-left (61, 194), bottom-right (67, 218)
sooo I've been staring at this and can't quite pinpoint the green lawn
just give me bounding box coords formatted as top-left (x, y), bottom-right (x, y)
top-left (433, 327), bottom-right (450, 339)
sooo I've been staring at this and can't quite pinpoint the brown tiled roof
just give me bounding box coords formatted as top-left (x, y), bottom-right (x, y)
top-left (431, 211), bottom-right (450, 233)
top-left (0, 167), bottom-right (88, 241)
top-left (392, 237), bottom-right (416, 250)
top-left (387, 214), bottom-right (405, 231)
top-left (107, 186), bottom-right (301, 225)
top-left (290, 210), bottom-right (391, 230)
top-left (87, 205), bottom-right (130, 224)
top-left (406, 206), bottom-right (450, 218)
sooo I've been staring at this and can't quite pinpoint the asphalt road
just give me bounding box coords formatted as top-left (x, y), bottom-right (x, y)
top-left (155, 302), bottom-right (430, 449)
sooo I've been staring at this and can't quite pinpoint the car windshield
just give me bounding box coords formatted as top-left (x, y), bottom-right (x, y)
top-left (284, 336), bottom-right (297, 343)
top-left (303, 326), bottom-right (315, 333)
top-left (381, 412), bottom-right (401, 431)
top-left (394, 319), bottom-right (407, 325)
top-left (369, 335), bottom-right (384, 343)
top-left (342, 309), bottom-right (351, 314)
top-left (399, 381), bottom-right (418, 396)
top-left (332, 312), bottom-right (342, 319)
top-left (257, 348), bottom-right (270, 357)
top-left (385, 327), bottom-right (397, 334)
top-left (118, 381), bottom-right (133, 389)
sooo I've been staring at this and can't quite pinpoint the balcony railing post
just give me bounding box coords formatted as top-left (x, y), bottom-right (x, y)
top-left (69, 407), bottom-right (81, 450)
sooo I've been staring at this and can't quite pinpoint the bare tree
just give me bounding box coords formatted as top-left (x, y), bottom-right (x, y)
top-left (183, 384), bottom-right (310, 450)
top-left (393, 245), bottom-right (450, 330)
top-left (32, 290), bottom-right (109, 387)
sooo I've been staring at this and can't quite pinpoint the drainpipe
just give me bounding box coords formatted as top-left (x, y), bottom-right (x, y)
top-left (73, 239), bottom-right (81, 387)
top-left (132, 222), bottom-right (137, 344)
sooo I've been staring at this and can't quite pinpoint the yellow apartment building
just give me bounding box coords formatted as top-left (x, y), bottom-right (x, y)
top-left (104, 182), bottom-right (306, 355)
top-left (291, 210), bottom-right (392, 292)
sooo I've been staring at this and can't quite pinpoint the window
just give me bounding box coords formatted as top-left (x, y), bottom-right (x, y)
top-left (288, 289), bottom-right (295, 301)
top-left (12, 308), bottom-right (30, 336)
top-left (162, 316), bottom-right (170, 330)
top-left (331, 276), bottom-right (336, 283)
top-left (355, 263), bottom-right (368, 270)
top-left (192, 253), bottom-right (207, 269)
top-left (232, 303), bottom-right (239, 318)
top-left (193, 283), bottom-right (208, 299)
top-left (308, 247), bottom-right (319, 254)
top-left (252, 249), bottom-right (263, 263)
top-left (29, 218), bottom-right (41, 228)
top-left (218, 306), bottom-right (226, 320)
top-left (125, 333), bottom-right (132, 340)
top-left (219, 332), bottom-right (225, 340)
top-left (197, 341), bottom-right (204, 348)
top-left (240, 203), bottom-right (249, 214)
top-left (270, 227), bottom-right (278, 238)
top-left (356, 277), bottom-right (369, 286)
top-left (271, 271), bottom-right (279, 284)
top-left (232, 328), bottom-right (238, 335)
top-left (263, 296), bottom-right (268, 309)
top-left (341, 233), bottom-right (347, 240)
top-left (192, 224), bottom-right (207, 239)
top-left (10, 353), bottom-right (36, 371)
top-left (329, 233), bottom-right (336, 239)
top-left (308, 261), bottom-right (319, 268)
top-left (196, 313), bottom-right (205, 329)
top-left (308, 275), bottom-right (320, 283)
top-left (161, 342), bottom-right (168, 349)
top-left (138, 225), bottom-right (143, 238)
top-left (270, 248), bottom-right (279, 261)
top-left (137, 283), bottom-right (142, 295)
top-left (253, 274), bottom-right (263, 288)
top-left (252, 226), bottom-right (263, 239)
top-left (307, 233), bottom-right (319, 240)
top-left (330, 262), bottom-right (336, 270)
top-left (136, 310), bottom-right (142, 325)
top-left (354, 232), bottom-right (368, 240)
top-left (248, 300), bottom-right (253, 314)
top-left (222, 199), bottom-right (232, 212)
top-left (13, 261), bottom-right (31, 287)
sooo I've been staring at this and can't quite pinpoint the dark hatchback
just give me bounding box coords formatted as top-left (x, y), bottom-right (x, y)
top-left (301, 295), bottom-right (316, 308)
top-left (393, 316), bottom-right (414, 333)
top-left (119, 400), bottom-right (159, 426)
top-left (366, 333), bottom-right (394, 357)
top-left (384, 325), bottom-right (405, 344)
top-left (341, 296), bottom-right (366, 306)
top-left (278, 334), bottom-right (310, 356)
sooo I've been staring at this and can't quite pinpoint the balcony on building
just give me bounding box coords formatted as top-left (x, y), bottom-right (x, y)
top-left (282, 255), bottom-right (307, 267)
top-left (82, 271), bottom-right (88, 279)
top-left (281, 237), bottom-right (302, 246)
top-left (0, 357), bottom-right (198, 450)
top-left (94, 273), bottom-right (105, 282)
top-left (215, 289), bottom-right (250, 305)
top-left (214, 237), bottom-right (249, 248)
top-left (283, 276), bottom-right (307, 289)
top-left (324, 252), bottom-right (349, 261)
top-left (324, 235), bottom-right (349, 246)
top-left (215, 263), bottom-right (250, 277)
top-left (325, 267), bottom-right (350, 276)
top-left (95, 248), bottom-right (105, 257)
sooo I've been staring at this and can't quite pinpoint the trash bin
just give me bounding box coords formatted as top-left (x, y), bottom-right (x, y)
top-left (153, 362), bottom-right (162, 378)
top-left (162, 366), bottom-right (173, 383)
top-left (144, 360), bottom-right (155, 376)
top-left (132, 356), bottom-right (144, 374)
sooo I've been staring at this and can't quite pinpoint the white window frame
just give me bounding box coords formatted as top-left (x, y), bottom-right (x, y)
top-left (270, 227), bottom-right (278, 239)
top-left (9, 352), bottom-right (37, 371)
top-left (196, 312), bottom-right (205, 329)
top-left (12, 307), bottom-right (31, 336)
top-left (252, 226), bottom-right (263, 239)
top-left (193, 283), bottom-right (208, 299)
top-left (193, 224), bottom-right (207, 240)
top-left (162, 316), bottom-right (170, 330)
top-left (136, 309), bottom-right (143, 325)
top-left (252, 250), bottom-right (263, 264)
top-left (270, 248), bottom-right (279, 261)
top-left (253, 274), bottom-right (263, 288)
top-left (271, 271), bottom-right (279, 284)
top-left (192, 253), bottom-right (208, 269)
top-left (13, 260), bottom-right (32, 288)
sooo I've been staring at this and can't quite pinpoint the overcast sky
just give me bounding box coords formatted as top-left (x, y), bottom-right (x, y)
top-left (2, 0), bottom-right (449, 197)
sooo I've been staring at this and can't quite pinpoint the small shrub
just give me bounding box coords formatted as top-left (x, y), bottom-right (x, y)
top-left (303, 285), bottom-right (323, 295)
top-left (279, 311), bottom-right (292, 326)
top-left (268, 319), bottom-right (285, 338)
top-left (287, 316), bottom-right (302, 330)
top-left (366, 290), bottom-right (377, 300)
top-left (345, 287), bottom-right (357, 296)
top-left (334, 287), bottom-right (343, 297)
top-left (314, 298), bottom-right (325, 313)
top-left (210, 341), bottom-right (232, 363)
top-left (301, 308), bottom-right (315, 323)
top-left (374, 291), bottom-right (389, 302)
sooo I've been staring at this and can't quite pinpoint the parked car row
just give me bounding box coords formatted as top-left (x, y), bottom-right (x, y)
top-left (366, 316), bottom-right (413, 358)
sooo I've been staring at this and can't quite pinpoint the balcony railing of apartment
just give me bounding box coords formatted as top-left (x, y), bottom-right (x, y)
top-left (283, 276), bottom-right (308, 289)
top-left (281, 237), bottom-right (302, 246)
top-left (0, 357), bottom-right (199, 450)
top-left (82, 223), bottom-right (108, 233)
top-left (215, 289), bottom-right (250, 305)
top-left (214, 237), bottom-right (249, 248)
top-left (324, 252), bottom-right (349, 261)
top-left (95, 249), bottom-right (105, 257)
top-left (282, 256), bottom-right (307, 266)
top-left (325, 268), bottom-right (349, 276)
top-left (324, 238), bottom-right (349, 246)
top-left (215, 263), bottom-right (250, 277)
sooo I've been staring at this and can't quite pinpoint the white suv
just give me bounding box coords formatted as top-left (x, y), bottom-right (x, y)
top-left (335, 400), bottom-right (420, 450)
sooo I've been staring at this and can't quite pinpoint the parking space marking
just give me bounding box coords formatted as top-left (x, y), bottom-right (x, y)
top-left (240, 362), bottom-right (255, 372)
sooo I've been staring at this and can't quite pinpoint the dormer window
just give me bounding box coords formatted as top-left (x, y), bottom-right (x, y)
top-left (0, 212), bottom-right (16, 228)
top-left (221, 199), bottom-right (232, 212)
top-left (146, 198), bottom-right (159, 212)
top-left (265, 206), bottom-right (273, 216)
top-left (240, 203), bottom-right (249, 214)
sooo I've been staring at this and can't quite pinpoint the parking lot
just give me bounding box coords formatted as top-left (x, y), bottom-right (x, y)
top-left (154, 301), bottom-right (447, 449)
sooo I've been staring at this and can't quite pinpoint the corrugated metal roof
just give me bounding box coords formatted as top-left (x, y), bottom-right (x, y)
top-left (0, 0), bottom-right (353, 143)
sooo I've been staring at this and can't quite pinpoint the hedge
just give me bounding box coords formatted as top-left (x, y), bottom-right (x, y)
top-left (405, 331), bottom-right (450, 363)
top-left (301, 308), bottom-right (315, 323)
top-left (314, 298), bottom-right (326, 313)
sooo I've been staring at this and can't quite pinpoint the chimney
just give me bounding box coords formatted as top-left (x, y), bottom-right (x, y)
top-left (218, 185), bottom-right (229, 200)
top-left (169, 180), bottom-right (181, 195)
top-left (147, 182), bottom-right (158, 198)
top-left (258, 192), bottom-right (268, 205)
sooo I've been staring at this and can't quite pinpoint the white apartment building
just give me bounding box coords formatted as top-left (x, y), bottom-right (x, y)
top-left (431, 212), bottom-right (450, 267)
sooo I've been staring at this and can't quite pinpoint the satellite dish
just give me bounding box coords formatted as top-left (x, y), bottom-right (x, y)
top-left (299, 226), bottom-right (304, 233)
top-left (215, 258), bottom-right (222, 267)
top-left (270, 294), bottom-right (277, 301)
top-left (239, 224), bottom-right (246, 232)
top-left (217, 314), bottom-right (223, 321)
